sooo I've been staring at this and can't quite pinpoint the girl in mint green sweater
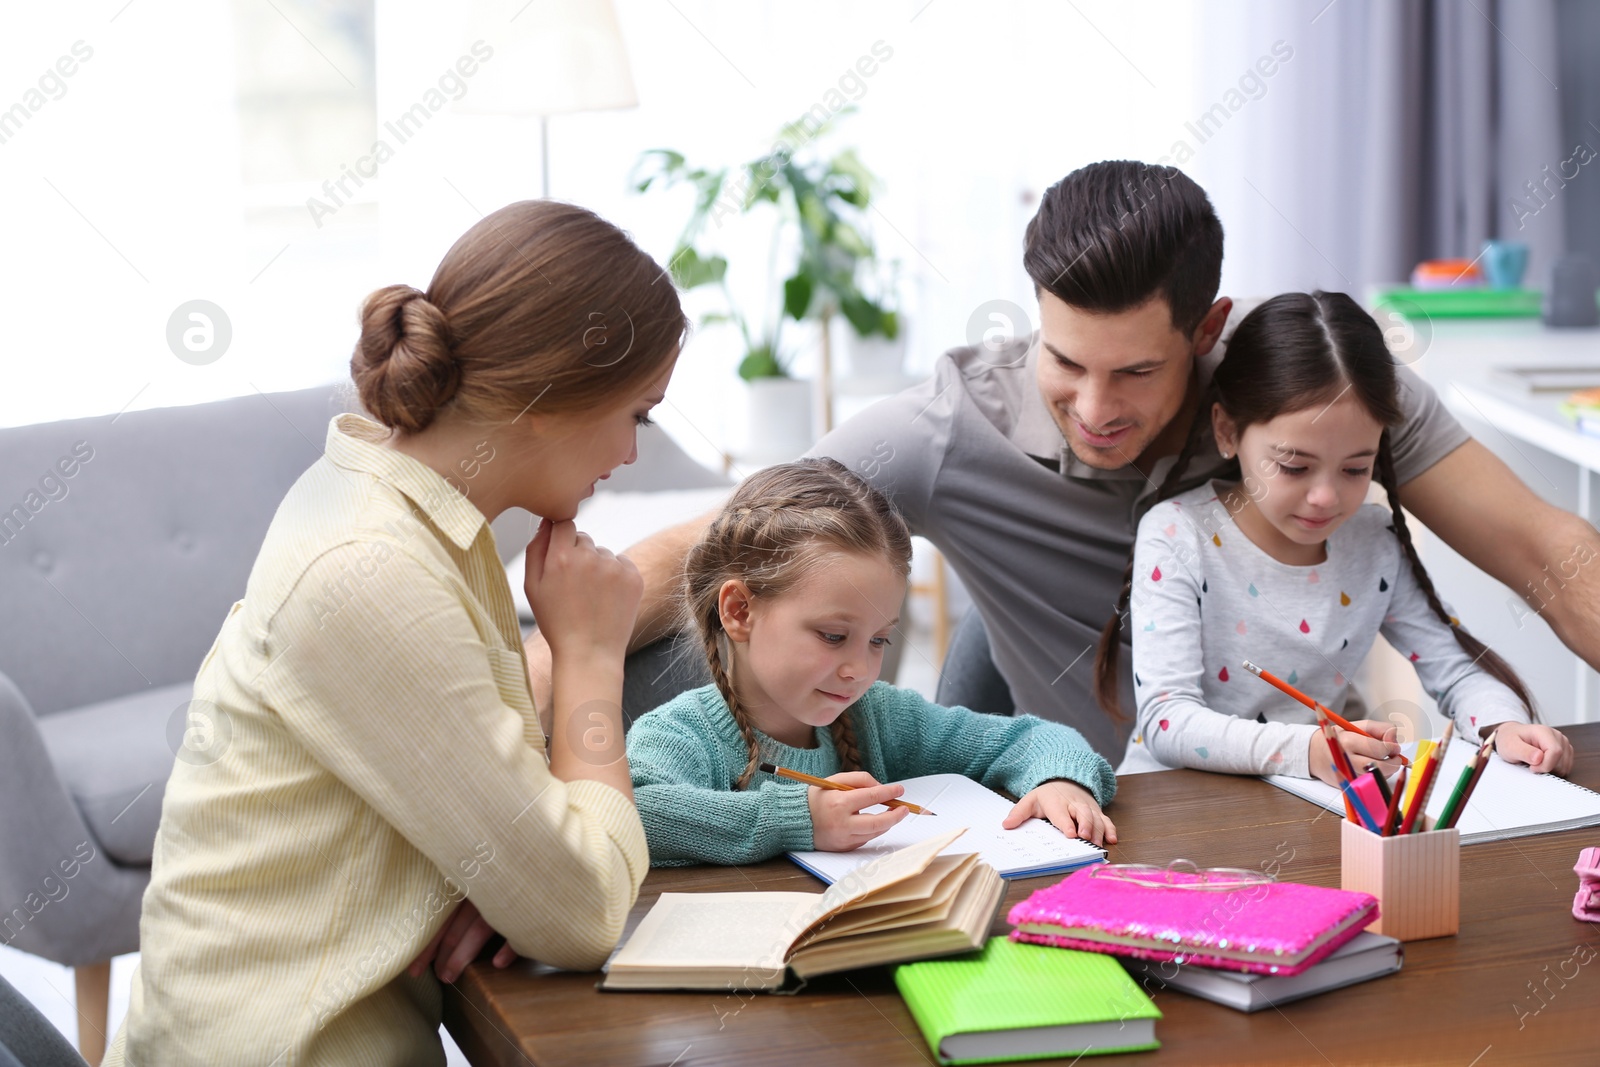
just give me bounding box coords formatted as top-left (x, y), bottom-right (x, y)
top-left (626, 458), bottom-right (1116, 867)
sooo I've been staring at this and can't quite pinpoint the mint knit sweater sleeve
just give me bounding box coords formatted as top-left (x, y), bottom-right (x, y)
top-left (858, 684), bottom-right (1117, 807)
top-left (626, 687), bottom-right (817, 867)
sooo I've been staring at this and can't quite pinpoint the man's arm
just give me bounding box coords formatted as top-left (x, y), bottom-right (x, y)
top-left (1399, 438), bottom-right (1600, 670)
top-left (524, 508), bottom-right (720, 725)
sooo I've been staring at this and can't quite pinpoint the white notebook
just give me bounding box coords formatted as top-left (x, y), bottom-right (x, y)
top-left (786, 772), bottom-right (1106, 883)
top-left (1266, 737), bottom-right (1600, 844)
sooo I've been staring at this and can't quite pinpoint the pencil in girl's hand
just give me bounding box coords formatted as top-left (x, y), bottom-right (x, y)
top-left (1242, 660), bottom-right (1409, 766)
top-left (758, 763), bottom-right (934, 815)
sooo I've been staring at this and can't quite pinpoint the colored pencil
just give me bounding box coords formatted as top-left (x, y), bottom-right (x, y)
top-left (1403, 721), bottom-right (1454, 833)
top-left (1382, 765), bottom-right (1408, 836)
top-left (758, 762), bottom-right (933, 815)
top-left (1316, 713), bottom-right (1359, 822)
top-left (1437, 737), bottom-right (1495, 831)
top-left (1400, 739), bottom-right (1436, 812)
top-left (1318, 710), bottom-right (1359, 782)
top-left (1242, 660), bottom-right (1409, 766)
top-left (1397, 753), bottom-right (1438, 834)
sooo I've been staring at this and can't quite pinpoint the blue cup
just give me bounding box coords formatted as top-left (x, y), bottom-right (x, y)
top-left (1482, 240), bottom-right (1529, 289)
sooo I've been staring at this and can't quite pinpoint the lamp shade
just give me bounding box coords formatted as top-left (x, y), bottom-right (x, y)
top-left (456, 0), bottom-right (637, 117)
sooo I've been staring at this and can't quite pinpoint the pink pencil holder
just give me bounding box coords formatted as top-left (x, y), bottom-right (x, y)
top-left (1340, 820), bottom-right (1460, 941)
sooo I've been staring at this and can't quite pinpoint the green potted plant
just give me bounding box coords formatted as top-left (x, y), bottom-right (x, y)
top-left (633, 111), bottom-right (900, 456)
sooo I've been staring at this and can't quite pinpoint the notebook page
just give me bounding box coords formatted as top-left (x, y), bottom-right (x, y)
top-left (788, 773), bottom-right (1105, 883)
top-left (1265, 738), bottom-right (1600, 842)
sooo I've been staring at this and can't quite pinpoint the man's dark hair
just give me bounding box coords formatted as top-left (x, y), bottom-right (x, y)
top-left (1023, 161), bottom-right (1224, 336)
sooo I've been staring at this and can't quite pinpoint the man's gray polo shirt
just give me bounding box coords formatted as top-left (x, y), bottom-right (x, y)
top-left (808, 330), bottom-right (1470, 760)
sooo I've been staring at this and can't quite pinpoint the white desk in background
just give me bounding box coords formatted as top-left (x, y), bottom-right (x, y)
top-left (1411, 318), bottom-right (1600, 724)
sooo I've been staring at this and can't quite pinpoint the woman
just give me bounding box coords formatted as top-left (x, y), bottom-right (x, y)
top-left (106, 201), bottom-right (686, 1065)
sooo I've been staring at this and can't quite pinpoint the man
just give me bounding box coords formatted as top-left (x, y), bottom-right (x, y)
top-left (526, 160), bottom-right (1600, 761)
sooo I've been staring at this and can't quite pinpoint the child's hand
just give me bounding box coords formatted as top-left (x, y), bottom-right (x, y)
top-left (807, 771), bottom-right (912, 852)
top-left (1003, 780), bottom-right (1117, 846)
top-left (1487, 721), bottom-right (1575, 776)
top-left (408, 898), bottom-right (516, 984)
top-left (1308, 719), bottom-right (1405, 787)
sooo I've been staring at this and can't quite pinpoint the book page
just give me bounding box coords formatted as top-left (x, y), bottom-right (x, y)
top-left (1265, 738), bottom-right (1600, 841)
top-left (789, 773), bottom-right (1105, 883)
top-left (803, 854), bottom-right (976, 943)
top-left (609, 892), bottom-right (814, 973)
top-left (795, 827), bottom-right (966, 938)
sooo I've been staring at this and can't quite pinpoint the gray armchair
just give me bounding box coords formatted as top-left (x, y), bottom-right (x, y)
top-left (0, 384), bottom-right (349, 1061)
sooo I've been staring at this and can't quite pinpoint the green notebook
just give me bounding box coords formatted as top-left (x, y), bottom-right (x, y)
top-left (894, 937), bottom-right (1160, 1064)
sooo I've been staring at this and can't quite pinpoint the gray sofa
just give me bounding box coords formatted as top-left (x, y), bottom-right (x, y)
top-left (0, 382), bottom-right (737, 1060)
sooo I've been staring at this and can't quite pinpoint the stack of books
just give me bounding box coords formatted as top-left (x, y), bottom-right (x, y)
top-left (1006, 865), bottom-right (1378, 975)
top-left (890, 863), bottom-right (1401, 1063)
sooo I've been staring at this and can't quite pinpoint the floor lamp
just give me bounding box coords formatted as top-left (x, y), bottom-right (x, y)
top-left (455, 0), bottom-right (638, 198)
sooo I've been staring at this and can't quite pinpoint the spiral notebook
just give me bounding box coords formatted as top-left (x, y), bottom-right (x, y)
top-left (1266, 737), bottom-right (1600, 844)
top-left (786, 773), bottom-right (1106, 884)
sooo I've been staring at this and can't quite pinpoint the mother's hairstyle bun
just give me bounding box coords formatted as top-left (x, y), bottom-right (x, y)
top-left (351, 284), bottom-right (461, 434)
top-left (349, 200), bottom-right (689, 435)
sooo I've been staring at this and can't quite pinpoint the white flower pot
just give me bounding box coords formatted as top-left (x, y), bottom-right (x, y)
top-left (743, 377), bottom-right (814, 464)
top-left (842, 332), bottom-right (907, 378)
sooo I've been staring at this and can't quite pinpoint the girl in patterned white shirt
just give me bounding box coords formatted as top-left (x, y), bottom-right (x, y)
top-left (1095, 291), bottom-right (1573, 784)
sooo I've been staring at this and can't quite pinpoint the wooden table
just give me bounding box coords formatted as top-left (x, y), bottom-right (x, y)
top-left (445, 725), bottom-right (1600, 1066)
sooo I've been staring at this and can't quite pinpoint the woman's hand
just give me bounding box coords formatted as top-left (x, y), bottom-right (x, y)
top-left (1308, 719), bottom-right (1405, 787)
top-left (523, 517), bottom-right (642, 662)
top-left (807, 771), bottom-right (912, 852)
top-left (1004, 780), bottom-right (1117, 846)
top-left (407, 898), bottom-right (516, 984)
top-left (1487, 721), bottom-right (1575, 776)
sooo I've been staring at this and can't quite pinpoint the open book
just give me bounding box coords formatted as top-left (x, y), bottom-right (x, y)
top-left (787, 773), bottom-right (1106, 884)
top-left (1266, 736), bottom-right (1600, 844)
top-left (602, 828), bottom-right (1004, 991)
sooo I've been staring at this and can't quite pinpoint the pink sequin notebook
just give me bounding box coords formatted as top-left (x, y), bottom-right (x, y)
top-left (1008, 868), bottom-right (1378, 976)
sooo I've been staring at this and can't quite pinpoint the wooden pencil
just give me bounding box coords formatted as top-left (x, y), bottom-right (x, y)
top-left (1403, 721), bottom-right (1454, 833)
top-left (1242, 660), bottom-right (1409, 766)
top-left (759, 762), bottom-right (933, 815)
